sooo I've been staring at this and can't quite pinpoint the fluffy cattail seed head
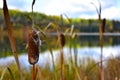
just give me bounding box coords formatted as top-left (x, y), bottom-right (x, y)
top-left (59, 33), bottom-right (66, 48)
top-left (27, 29), bottom-right (39, 65)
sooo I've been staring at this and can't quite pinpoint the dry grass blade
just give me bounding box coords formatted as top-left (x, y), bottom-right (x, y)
top-left (35, 65), bottom-right (43, 80)
top-left (7, 67), bottom-right (15, 80)
top-left (0, 67), bottom-right (7, 80)
top-left (3, 0), bottom-right (23, 80)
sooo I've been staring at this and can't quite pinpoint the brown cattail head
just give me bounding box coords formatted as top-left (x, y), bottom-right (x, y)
top-left (102, 18), bottom-right (106, 33)
top-left (59, 33), bottom-right (66, 48)
top-left (27, 29), bottom-right (39, 65)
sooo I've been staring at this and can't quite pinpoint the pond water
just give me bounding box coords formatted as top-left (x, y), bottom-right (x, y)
top-left (1, 31), bottom-right (120, 70)
top-left (1, 33), bottom-right (120, 55)
top-left (0, 46), bottom-right (120, 70)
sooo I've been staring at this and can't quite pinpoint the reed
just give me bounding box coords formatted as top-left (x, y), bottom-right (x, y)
top-left (3, 0), bottom-right (23, 80)
top-left (43, 22), bottom-right (66, 80)
top-left (0, 67), bottom-right (15, 80)
top-left (91, 1), bottom-right (106, 80)
top-left (60, 14), bottom-right (80, 79)
top-left (27, 0), bottom-right (40, 80)
top-left (2, 0), bottom-right (119, 80)
top-left (58, 32), bottom-right (66, 80)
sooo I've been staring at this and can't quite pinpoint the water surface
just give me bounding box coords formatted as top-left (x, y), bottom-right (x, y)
top-left (0, 46), bottom-right (120, 70)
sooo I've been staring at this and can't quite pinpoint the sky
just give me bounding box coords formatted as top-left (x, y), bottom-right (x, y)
top-left (0, 0), bottom-right (120, 20)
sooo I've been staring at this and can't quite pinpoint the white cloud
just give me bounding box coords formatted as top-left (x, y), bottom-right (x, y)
top-left (41, 0), bottom-right (98, 15)
top-left (0, 0), bottom-right (3, 8)
top-left (79, 14), bottom-right (97, 19)
top-left (0, 0), bottom-right (120, 20)
top-left (0, 0), bottom-right (32, 11)
top-left (102, 6), bottom-right (120, 20)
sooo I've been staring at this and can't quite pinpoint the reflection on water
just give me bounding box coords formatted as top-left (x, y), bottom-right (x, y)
top-left (1, 34), bottom-right (120, 56)
top-left (0, 46), bottom-right (120, 69)
top-left (79, 35), bottom-right (120, 46)
top-left (1, 32), bottom-right (120, 69)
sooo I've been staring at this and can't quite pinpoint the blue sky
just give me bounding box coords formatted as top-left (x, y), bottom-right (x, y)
top-left (0, 0), bottom-right (120, 20)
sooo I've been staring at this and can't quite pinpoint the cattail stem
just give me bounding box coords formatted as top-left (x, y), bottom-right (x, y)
top-left (90, 0), bottom-right (104, 79)
top-left (98, 10), bottom-right (104, 80)
top-left (60, 49), bottom-right (64, 80)
top-left (32, 0), bottom-right (36, 29)
top-left (32, 64), bottom-right (35, 80)
top-left (58, 32), bottom-right (65, 80)
top-left (3, 0), bottom-right (23, 80)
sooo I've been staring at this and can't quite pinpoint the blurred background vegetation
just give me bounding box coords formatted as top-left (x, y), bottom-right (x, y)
top-left (0, 9), bottom-right (120, 57)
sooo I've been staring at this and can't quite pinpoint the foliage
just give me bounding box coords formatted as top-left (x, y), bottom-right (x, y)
top-left (1, 56), bottom-right (120, 80)
top-left (0, 9), bottom-right (120, 32)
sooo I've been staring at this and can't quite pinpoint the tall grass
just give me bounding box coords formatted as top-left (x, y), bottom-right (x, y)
top-left (91, 0), bottom-right (106, 80)
top-left (1, 55), bottom-right (120, 80)
top-left (1, 0), bottom-right (120, 80)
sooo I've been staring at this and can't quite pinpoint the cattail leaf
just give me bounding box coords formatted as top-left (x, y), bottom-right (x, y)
top-left (0, 67), bottom-right (15, 80)
top-left (7, 67), bottom-right (15, 80)
top-left (72, 33), bottom-right (76, 39)
top-left (60, 14), bottom-right (64, 26)
top-left (70, 25), bottom-right (75, 35)
top-left (63, 14), bottom-right (71, 24)
top-left (0, 68), bottom-right (7, 80)
top-left (65, 28), bottom-right (70, 33)
top-left (44, 22), bottom-right (58, 32)
top-left (64, 28), bottom-right (70, 36)
top-left (44, 22), bottom-right (53, 31)
top-left (39, 29), bottom-right (47, 38)
top-left (90, 2), bottom-right (99, 15)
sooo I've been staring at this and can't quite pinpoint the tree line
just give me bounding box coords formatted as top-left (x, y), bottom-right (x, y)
top-left (0, 9), bottom-right (120, 33)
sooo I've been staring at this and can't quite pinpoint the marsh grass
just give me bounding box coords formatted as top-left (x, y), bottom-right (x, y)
top-left (1, 0), bottom-right (120, 80)
top-left (1, 55), bottom-right (120, 80)
top-left (0, 63), bottom-right (31, 80)
top-left (91, 0), bottom-right (106, 80)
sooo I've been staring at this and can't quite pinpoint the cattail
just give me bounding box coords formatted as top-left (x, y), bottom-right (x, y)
top-left (102, 18), bottom-right (106, 33)
top-left (59, 33), bottom-right (66, 48)
top-left (58, 33), bottom-right (65, 80)
top-left (27, 29), bottom-right (39, 65)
